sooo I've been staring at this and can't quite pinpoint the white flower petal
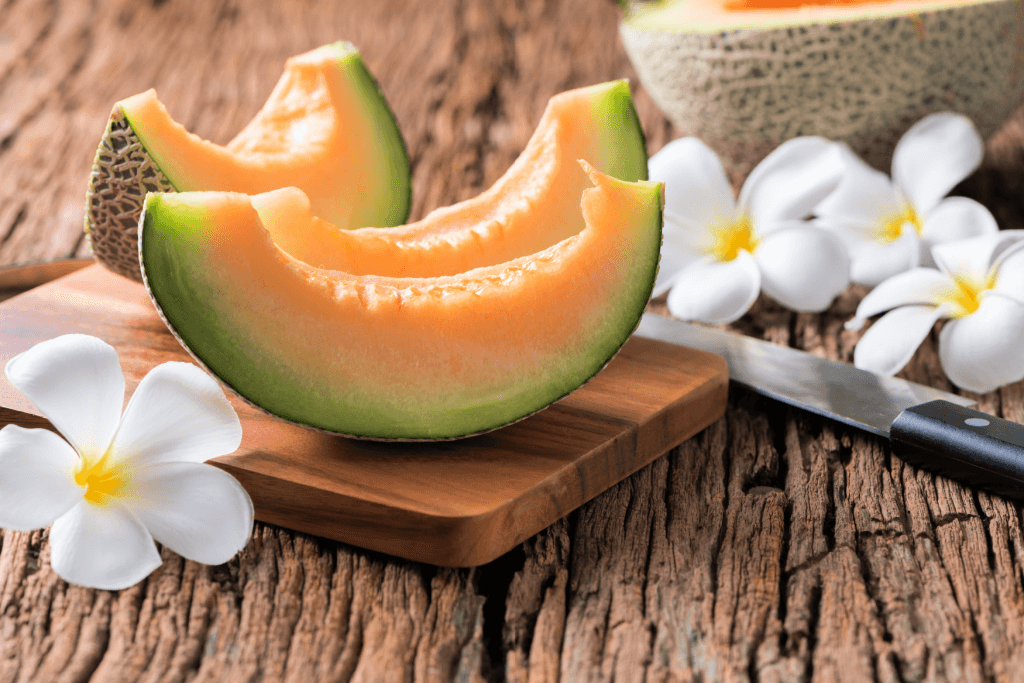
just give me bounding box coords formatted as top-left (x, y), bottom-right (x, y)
top-left (939, 293), bottom-right (1024, 393)
top-left (108, 362), bottom-right (242, 469)
top-left (853, 305), bottom-right (943, 377)
top-left (891, 113), bottom-right (983, 214)
top-left (931, 232), bottom-right (1009, 281)
top-left (666, 252), bottom-right (761, 324)
top-left (755, 224), bottom-right (849, 312)
top-left (815, 149), bottom-right (902, 229)
top-left (130, 462), bottom-right (253, 565)
top-left (648, 138), bottom-right (736, 227)
top-left (988, 230), bottom-right (1024, 270)
top-left (852, 268), bottom-right (952, 323)
top-left (739, 137), bottom-right (845, 223)
top-left (991, 243), bottom-right (1024, 304)
top-left (812, 217), bottom-right (863, 253)
top-left (663, 210), bottom-right (715, 250)
top-left (0, 426), bottom-right (83, 531)
top-left (921, 197), bottom-right (998, 244)
top-left (49, 502), bottom-right (161, 590)
top-left (974, 230), bottom-right (1024, 299)
top-left (848, 228), bottom-right (921, 286)
top-left (653, 214), bottom-right (710, 297)
top-left (5, 335), bottom-right (123, 459)
top-left (919, 197), bottom-right (998, 268)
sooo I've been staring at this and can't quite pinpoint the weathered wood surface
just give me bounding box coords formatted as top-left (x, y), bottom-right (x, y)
top-left (0, 265), bottom-right (729, 568)
top-left (1, 0), bottom-right (1024, 681)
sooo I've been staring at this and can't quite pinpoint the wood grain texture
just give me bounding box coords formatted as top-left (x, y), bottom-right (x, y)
top-left (0, 265), bottom-right (728, 567)
top-left (1, 0), bottom-right (1024, 681)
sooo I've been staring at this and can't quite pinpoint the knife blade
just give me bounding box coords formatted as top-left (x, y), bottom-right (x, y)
top-left (634, 312), bottom-right (1024, 499)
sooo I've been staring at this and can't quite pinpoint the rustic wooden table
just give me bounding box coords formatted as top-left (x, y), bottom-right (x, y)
top-left (3, 0), bottom-right (1024, 681)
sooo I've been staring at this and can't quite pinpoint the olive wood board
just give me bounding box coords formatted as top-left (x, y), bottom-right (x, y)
top-left (0, 264), bottom-right (729, 567)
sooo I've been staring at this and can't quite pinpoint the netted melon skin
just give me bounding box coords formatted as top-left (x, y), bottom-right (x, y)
top-left (621, 0), bottom-right (1024, 180)
top-left (84, 106), bottom-right (175, 282)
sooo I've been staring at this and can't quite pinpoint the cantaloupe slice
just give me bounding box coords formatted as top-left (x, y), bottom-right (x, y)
top-left (139, 163), bottom-right (663, 440)
top-left (620, 0), bottom-right (1024, 175)
top-left (85, 41), bottom-right (410, 282)
top-left (249, 80), bottom-right (647, 276)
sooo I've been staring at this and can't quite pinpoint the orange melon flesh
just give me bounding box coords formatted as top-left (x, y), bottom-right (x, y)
top-left (628, 0), bottom-right (993, 29)
top-left (140, 164), bottom-right (663, 440)
top-left (248, 80), bottom-right (648, 277)
top-left (120, 42), bottom-right (409, 229)
top-left (726, 0), bottom-right (893, 9)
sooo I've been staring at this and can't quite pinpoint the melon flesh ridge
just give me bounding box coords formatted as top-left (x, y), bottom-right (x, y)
top-left (250, 80), bottom-right (647, 277)
top-left (227, 44), bottom-right (347, 158)
top-left (141, 166), bottom-right (663, 439)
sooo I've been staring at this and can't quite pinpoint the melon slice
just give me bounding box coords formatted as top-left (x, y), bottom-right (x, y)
top-left (249, 80), bottom-right (647, 277)
top-left (139, 163), bottom-right (663, 440)
top-left (85, 41), bottom-right (410, 282)
top-left (620, 0), bottom-right (1024, 176)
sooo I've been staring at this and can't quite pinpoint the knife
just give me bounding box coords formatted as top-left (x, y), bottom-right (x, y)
top-left (635, 312), bottom-right (1024, 499)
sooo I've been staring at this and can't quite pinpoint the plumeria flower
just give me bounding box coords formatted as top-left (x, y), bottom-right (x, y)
top-left (0, 334), bottom-right (253, 590)
top-left (815, 112), bottom-right (996, 286)
top-left (847, 231), bottom-right (1024, 393)
top-left (650, 136), bottom-right (849, 324)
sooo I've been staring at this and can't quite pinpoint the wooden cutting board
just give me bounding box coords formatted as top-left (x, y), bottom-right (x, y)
top-left (0, 265), bottom-right (728, 567)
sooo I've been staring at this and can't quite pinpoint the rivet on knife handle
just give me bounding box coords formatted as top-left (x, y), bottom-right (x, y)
top-left (890, 400), bottom-right (1024, 499)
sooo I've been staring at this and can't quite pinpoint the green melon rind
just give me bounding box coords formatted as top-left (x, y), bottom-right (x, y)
top-left (335, 46), bottom-right (412, 228)
top-left (593, 80), bottom-right (649, 183)
top-left (139, 180), bottom-right (663, 441)
top-left (621, 0), bottom-right (1024, 176)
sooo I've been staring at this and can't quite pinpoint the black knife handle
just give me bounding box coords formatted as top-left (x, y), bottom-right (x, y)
top-left (889, 400), bottom-right (1024, 499)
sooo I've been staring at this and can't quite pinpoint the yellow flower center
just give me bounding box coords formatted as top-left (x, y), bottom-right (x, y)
top-left (878, 203), bottom-right (923, 243)
top-left (709, 213), bottom-right (758, 262)
top-left (75, 452), bottom-right (131, 505)
top-left (938, 273), bottom-right (996, 318)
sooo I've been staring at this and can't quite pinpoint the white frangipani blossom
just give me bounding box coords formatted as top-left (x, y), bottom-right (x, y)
top-left (816, 113), bottom-right (996, 286)
top-left (848, 232), bottom-right (1024, 393)
top-left (650, 136), bottom-right (849, 324)
top-left (0, 335), bottom-right (253, 590)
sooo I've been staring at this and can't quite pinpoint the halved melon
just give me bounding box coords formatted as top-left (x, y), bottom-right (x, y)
top-left (621, 0), bottom-right (1024, 176)
top-left (250, 80), bottom-right (647, 277)
top-left (85, 41), bottom-right (410, 282)
top-left (140, 163), bottom-right (663, 440)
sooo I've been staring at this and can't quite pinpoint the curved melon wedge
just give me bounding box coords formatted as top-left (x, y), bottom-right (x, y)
top-left (140, 163), bottom-right (663, 440)
top-left (250, 80), bottom-right (647, 277)
top-left (86, 41), bottom-right (410, 282)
